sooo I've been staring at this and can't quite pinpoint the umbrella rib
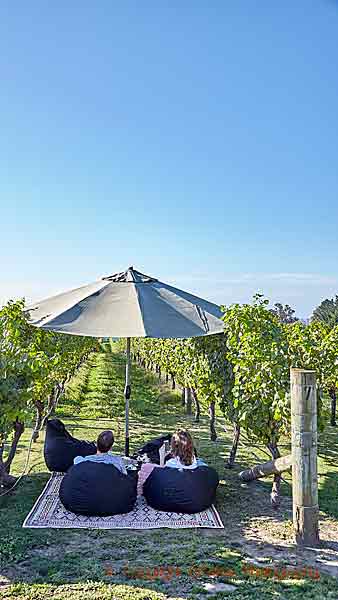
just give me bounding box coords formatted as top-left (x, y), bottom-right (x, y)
top-left (195, 304), bottom-right (210, 333)
top-left (132, 283), bottom-right (147, 337)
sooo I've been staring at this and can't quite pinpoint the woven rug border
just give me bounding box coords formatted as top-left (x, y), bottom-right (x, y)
top-left (22, 472), bottom-right (224, 530)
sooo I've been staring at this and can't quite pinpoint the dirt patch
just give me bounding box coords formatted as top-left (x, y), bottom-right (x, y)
top-left (201, 488), bottom-right (338, 578)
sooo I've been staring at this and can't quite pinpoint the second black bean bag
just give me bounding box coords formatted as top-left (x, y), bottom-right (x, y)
top-left (132, 433), bottom-right (172, 464)
top-left (59, 461), bottom-right (137, 516)
top-left (143, 465), bottom-right (219, 513)
top-left (44, 419), bottom-right (97, 472)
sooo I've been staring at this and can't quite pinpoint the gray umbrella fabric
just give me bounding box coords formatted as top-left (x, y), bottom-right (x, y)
top-left (27, 267), bottom-right (224, 338)
top-left (27, 267), bottom-right (224, 455)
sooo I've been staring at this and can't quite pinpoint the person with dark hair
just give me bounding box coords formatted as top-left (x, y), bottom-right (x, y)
top-left (97, 430), bottom-right (115, 453)
top-left (74, 429), bottom-right (127, 475)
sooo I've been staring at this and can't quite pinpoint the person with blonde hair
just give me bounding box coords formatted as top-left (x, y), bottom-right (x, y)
top-left (165, 429), bottom-right (207, 471)
top-left (137, 428), bottom-right (207, 495)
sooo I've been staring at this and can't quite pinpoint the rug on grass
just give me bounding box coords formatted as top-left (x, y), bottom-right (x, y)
top-left (23, 473), bottom-right (224, 530)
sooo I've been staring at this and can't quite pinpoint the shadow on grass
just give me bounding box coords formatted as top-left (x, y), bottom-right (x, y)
top-left (318, 470), bottom-right (338, 520)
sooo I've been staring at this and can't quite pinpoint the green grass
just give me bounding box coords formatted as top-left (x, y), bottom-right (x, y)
top-left (1, 343), bottom-right (338, 599)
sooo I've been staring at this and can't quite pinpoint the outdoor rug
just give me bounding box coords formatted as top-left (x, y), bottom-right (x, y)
top-left (23, 472), bottom-right (224, 530)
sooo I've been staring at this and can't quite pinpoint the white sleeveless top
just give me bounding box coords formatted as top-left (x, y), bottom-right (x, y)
top-left (165, 455), bottom-right (198, 471)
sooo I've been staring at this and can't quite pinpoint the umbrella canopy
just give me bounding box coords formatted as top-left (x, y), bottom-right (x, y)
top-left (27, 267), bottom-right (224, 338)
top-left (27, 267), bottom-right (224, 455)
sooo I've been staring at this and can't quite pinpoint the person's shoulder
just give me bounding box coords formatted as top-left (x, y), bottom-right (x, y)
top-left (109, 455), bottom-right (122, 464)
top-left (114, 454), bottom-right (124, 462)
top-left (165, 457), bottom-right (178, 468)
top-left (107, 454), bottom-right (126, 468)
top-left (74, 456), bottom-right (84, 465)
top-left (107, 453), bottom-right (122, 462)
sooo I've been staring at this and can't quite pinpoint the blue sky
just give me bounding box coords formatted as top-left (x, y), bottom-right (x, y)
top-left (1, 1), bottom-right (338, 316)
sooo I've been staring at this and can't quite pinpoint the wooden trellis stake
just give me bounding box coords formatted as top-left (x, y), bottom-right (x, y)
top-left (291, 368), bottom-right (320, 546)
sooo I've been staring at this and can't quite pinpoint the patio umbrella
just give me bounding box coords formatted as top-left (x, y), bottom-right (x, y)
top-left (27, 267), bottom-right (224, 455)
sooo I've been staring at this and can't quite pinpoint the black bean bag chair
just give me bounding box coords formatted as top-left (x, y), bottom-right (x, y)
top-left (132, 433), bottom-right (172, 464)
top-left (59, 461), bottom-right (137, 516)
top-left (143, 466), bottom-right (219, 513)
top-left (44, 418), bottom-right (97, 472)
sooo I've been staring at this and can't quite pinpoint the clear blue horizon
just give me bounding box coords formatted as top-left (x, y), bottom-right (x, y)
top-left (1, 2), bottom-right (338, 317)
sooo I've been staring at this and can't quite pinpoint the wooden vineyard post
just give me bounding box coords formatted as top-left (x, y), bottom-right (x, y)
top-left (291, 368), bottom-right (320, 547)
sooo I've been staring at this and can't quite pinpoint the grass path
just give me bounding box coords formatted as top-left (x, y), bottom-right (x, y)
top-left (1, 343), bottom-right (338, 598)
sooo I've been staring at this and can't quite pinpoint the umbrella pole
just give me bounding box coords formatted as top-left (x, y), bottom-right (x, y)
top-left (124, 337), bottom-right (131, 456)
